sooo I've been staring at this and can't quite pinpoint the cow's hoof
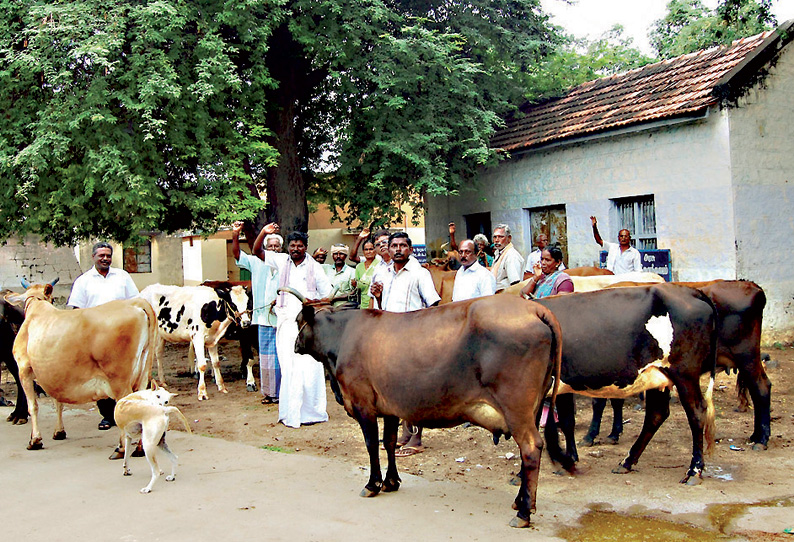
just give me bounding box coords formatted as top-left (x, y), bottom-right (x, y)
top-left (27, 439), bottom-right (43, 450)
top-left (109, 448), bottom-right (124, 460)
top-left (166, 475), bottom-right (175, 482)
top-left (14, 417), bottom-right (29, 425)
top-left (123, 470), bottom-right (132, 476)
top-left (751, 442), bottom-right (768, 451)
top-left (681, 473), bottom-right (702, 486)
top-left (605, 435), bottom-right (620, 445)
top-left (52, 430), bottom-right (66, 440)
top-left (611, 464), bottom-right (631, 474)
top-left (383, 479), bottom-right (400, 492)
top-left (509, 516), bottom-right (530, 528)
top-left (140, 488), bottom-right (151, 494)
top-left (578, 435), bottom-right (596, 447)
top-left (219, 388), bottom-right (229, 394)
top-left (246, 384), bottom-right (257, 392)
top-left (360, 486), bottom-right (381, 498)
top-left (198, 395), bottom-right (208, 401)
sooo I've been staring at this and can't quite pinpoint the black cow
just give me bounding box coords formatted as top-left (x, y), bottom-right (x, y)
top-left (288, 290), bottom-right (562, 528)
top-left (535, 283), bottom-right (718, 484)
top-left (1, 290), bottom-right (29, 424)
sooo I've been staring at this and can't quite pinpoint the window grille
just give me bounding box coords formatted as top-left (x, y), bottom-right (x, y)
top-left (613, 196), bottom-right (656, 250)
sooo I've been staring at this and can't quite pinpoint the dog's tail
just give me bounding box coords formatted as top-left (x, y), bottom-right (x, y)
top-left (166, 406), bottom-right (193, 434)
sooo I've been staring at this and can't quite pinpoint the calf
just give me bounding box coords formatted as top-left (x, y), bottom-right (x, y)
top-left (287, 289), bottom-right (562, 528)
top-left (140, 284), bottom-right (250, 400)
top-left (7, 282), bottom-right (157, 451)
top-left (534, 283), bottom-right (718, 484)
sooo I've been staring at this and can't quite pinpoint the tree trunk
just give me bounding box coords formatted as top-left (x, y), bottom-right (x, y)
top-left (266, 97), bottom-right (308, 234)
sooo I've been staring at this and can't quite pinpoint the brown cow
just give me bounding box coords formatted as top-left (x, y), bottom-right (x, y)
top-left (565, 266), bottom-right (614, 276)
top-left (7, 282), bottom-right (157, 451)
top-left (606, 279), bottom-right (770, 448)
top-left (422, 264), bottom-right (457, 305)
top-left (287, 290), bottom-right (562, 528)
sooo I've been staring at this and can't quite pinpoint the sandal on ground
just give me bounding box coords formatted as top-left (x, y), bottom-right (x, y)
top-left (98, 419), bottom-right (114, 431)
top-left (395, 446), bottom-right (425, 457)
top-left (261, 396), bottom-right (279, 405)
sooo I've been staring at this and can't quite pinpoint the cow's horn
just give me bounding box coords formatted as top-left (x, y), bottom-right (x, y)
top-left (50, 277), bottom-right (60, 286)
top-left (277, 287), bottom-right (306, 303)
top-left (20, 277), bottom-right (31, 289)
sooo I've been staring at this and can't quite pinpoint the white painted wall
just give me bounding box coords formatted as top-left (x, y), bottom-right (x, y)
top-left (729, 46), bottom-right (794, 343)
top-left (0, 236), bottom-right (83, 290)
top-left (425, 42), bottom-right (793, 342)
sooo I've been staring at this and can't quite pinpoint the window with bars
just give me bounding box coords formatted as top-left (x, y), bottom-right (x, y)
top-left (123, 240), bottom-right (152, 273)
top-left (613, 195), bottom-right (657, 250)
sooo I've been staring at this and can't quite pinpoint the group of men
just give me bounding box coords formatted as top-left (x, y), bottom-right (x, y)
top-left (57, 214), bottom-right (643, 442)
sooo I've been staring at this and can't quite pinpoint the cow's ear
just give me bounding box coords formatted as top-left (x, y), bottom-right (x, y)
top-left (150, 380), bottom-right (159, 391)
top-left (4, 292), bottom-right (25, 308)
top-left (301, 304), bottom-right (316, 325)
top-left (44, 284), bottom-right (53, 297)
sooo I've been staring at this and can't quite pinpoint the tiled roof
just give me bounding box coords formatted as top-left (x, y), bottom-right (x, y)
top-left (491, 28), bottom-right (785, 153)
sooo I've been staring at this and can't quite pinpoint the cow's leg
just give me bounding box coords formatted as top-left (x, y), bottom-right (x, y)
top-left (614, 388), bottom-right (670, 474)
top-left (19, 363), bottom-right (43, 450)
top-left (2, 353), bottom-right (29, 424)
top-left (606, 398), bottom-right (625, 444)
top-left (207, 345), bottom-right (228, 394)
top-left (382, 415), bottom-right (401, 493)
top-left (355, 410), bottom-right (383, 498)
top-left (240, 330), bottom-right (257, 391)
top-left (580, 397), bottom-right (607, 447)
top-left (193, 336), bottom-right (210, 401)
top-left (122, 433), bottom-right (133, 476)
top-left (507, 415), bottom-right (544, 527)
top-left (154, 335), bottom-right (167, 387)
top-left (543, 396), bottom-right (576, 473)
top-left (52, 401), bottom-right (66, 440)
top-left (739, 367), bottom-right (772, 449)
top-left (556, 393), bottom-right (578, 463)
top-left (671, 379), bottom-right (712, 485)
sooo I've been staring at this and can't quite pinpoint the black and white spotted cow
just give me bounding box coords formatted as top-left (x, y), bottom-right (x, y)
top-left (140, 284), bottom-right (251, 400)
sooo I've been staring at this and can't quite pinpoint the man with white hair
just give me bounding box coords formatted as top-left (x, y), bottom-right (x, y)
top-left (232, 221), bottom-right (284, 404)
top-left (491, 224), bottom-right (524, 292)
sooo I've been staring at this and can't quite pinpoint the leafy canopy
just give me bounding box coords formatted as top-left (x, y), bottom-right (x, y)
top-left (1, 0), bottom-right (564, 243)
top-left (650, 0), bottom-right (778, 59)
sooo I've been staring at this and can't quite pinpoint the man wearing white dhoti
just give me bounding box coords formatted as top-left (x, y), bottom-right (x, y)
top-left (253, 224), bottom-right (332, 428)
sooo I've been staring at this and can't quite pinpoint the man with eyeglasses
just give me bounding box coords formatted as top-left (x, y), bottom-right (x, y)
top-left (491, 224), bottom-right (524, 292)
top-left (452, 239), bottom-right (496, 302)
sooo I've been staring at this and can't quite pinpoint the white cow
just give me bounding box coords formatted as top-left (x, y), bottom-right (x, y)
top-left (139, 284), bottom-right (250, 400)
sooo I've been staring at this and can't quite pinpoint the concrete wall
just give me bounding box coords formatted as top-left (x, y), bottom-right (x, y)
top-left (729, 45), bottom-right (794, 342)
top-left (0, 236), bottom-right (83, 291)
top-left (181, 236), bottom-right (229, 286)
top-left (427, 110), bottom-right (738, 280)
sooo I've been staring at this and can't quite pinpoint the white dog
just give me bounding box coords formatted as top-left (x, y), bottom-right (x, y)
top-left (114, 382), bottom-right (192, 493)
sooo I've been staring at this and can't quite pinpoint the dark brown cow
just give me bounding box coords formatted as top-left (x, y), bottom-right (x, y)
top-left (423, 265), bottom-right (457, 305)
top-left (536, 283), bottom-right (718, 484)
top-left (605, 279), bottom-right (769, 448)
top-left (288, 291), bottom-right (562, 528)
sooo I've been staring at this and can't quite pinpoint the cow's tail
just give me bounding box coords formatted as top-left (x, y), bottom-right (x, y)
top-left (534, 303), bottom-right (571, 469)
top-left (133, 301), bottom-right (160, 393)
top-left (695, 289), bottom-right (718, 457)
top-left (535, 304), bottom-right (562, 416)
top-left (166, 406), bottom-right (193, 434)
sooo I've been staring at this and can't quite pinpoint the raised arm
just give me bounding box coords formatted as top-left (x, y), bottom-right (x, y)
top-left (448, 222), bottom-right (458, 251)
top-left (231, 221), bottom-right (244, 261)
top-left (590, 216), bottom-right (604, 247)
top-left (252, 222), bottom-right (280, 261)
top-left (349, 227), bottom-right (370, 265)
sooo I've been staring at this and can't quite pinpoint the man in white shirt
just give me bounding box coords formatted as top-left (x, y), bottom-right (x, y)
top-left (253, 226), bottom-right (332, 428)
top-left (369, 232), bottom-right (440, 456)
top-left (452, 239), bottom-right (496, 302)
top-left (524, 233), bottom-right (565, 280)
top-left (491, 224), bottom-right (524, 292)
top-left (68, 242), bottom-right (139, 433)
top-left (590, 216), bottom-right (642, 274)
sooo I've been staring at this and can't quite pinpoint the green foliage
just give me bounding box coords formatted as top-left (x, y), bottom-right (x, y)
top-left (650, 0), bottom-right (778, 59)
top-left (0, 0), bottom-right (277, 244)
top-left (1, 0), bottom-right (562, 241)
top-left (524, 25), bottom-right (655, 102)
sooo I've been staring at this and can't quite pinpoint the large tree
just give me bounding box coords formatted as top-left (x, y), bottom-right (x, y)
top-left (0, 0), bottom-right (559, 244)
top-left (649, 0), bottom-right (777, 59)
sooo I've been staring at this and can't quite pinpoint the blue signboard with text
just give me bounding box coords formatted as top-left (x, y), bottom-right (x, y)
top-left (599, 249), bottom-right (671, 281)
top-left (413, 244), bottom-right (427, 264)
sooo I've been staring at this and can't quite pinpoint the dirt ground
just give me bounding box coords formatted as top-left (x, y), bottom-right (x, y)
top-left (2, 341), bottom-right (793, 539)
